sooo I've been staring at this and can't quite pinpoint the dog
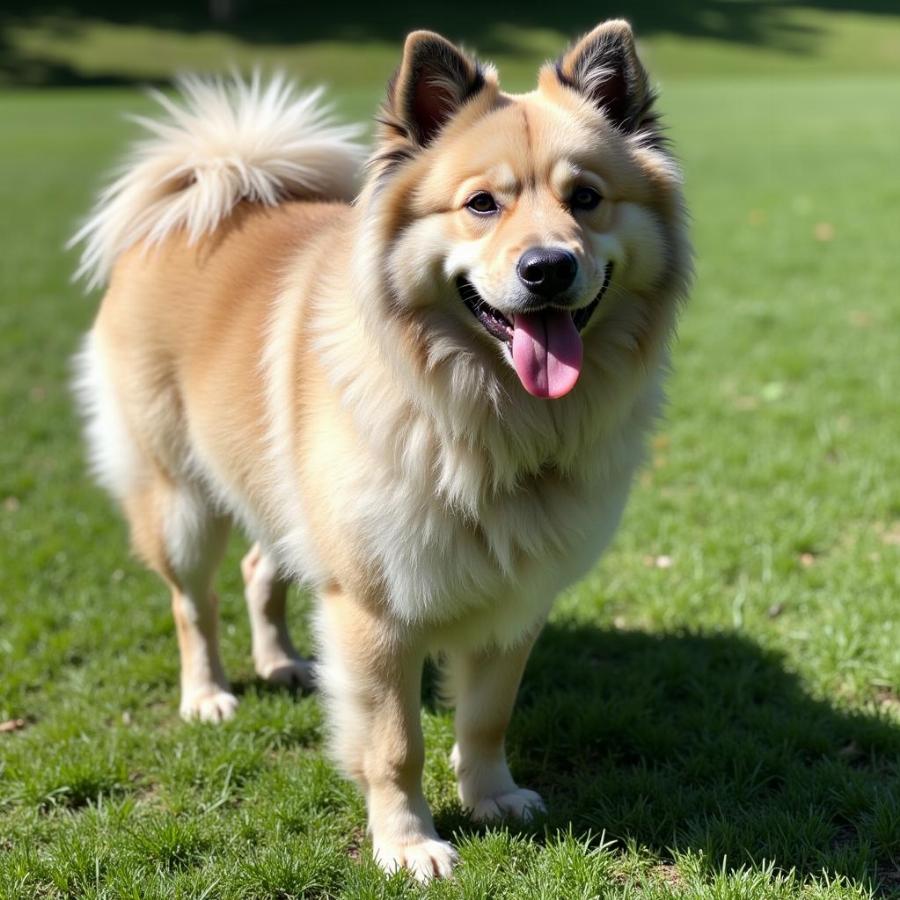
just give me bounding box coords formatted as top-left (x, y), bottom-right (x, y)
top-left (71, 20), bottom-right (690, 880)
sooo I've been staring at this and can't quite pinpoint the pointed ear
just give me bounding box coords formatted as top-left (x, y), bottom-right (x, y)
top-left (387, 30), bottom-right (486, 147)
top-left (556, 20), bottom-right (654, 132)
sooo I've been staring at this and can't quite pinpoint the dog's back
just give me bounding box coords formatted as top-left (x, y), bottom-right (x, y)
top-left (72, 75), bottom-right (362, 552)
top-left (83, 201), bottom-right (343, 490)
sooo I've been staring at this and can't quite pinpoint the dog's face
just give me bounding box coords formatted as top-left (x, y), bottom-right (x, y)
top-left (370, 22), bottom-right (686, 401)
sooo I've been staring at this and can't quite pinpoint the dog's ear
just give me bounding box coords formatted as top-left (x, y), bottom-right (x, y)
top-left (387, 30), bottom-right (486, 147)
top-left (556, 20), bottom-right (654, 133)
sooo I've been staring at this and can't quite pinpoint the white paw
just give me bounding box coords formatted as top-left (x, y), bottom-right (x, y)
top-left (470, 788), bottom-right (546, 823)
top-left (255, 656), bottom-right (315, 690)
top-left (373, 837), bottom-right (458, 882)
top-left (179, 688), bottom-right (239, 723)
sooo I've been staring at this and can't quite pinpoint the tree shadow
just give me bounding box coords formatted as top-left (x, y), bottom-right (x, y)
top-left (437, 623), bottom-right (900, 893)
top-left (2, 0), bottom-right (900, 87)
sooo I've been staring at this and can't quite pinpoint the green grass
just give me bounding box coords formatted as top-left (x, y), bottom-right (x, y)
top-left (2, 9), bottom-right (900, 898)
top-left (4, 1), bottom-right (900, 86)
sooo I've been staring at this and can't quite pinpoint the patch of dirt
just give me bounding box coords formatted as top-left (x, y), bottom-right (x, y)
top-left (346, 826), bottom-right (366, 861)
top-left (873, 684), bottom-right (900, 713)
top-left (652, 863), bottom-right (685, 888)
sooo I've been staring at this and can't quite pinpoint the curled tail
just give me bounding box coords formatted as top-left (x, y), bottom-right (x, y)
top-left (70, 72), bottom-right (366, 289)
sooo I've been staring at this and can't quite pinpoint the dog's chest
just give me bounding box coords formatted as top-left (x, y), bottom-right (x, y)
top-left (355, 420), bottom-right (642, 633)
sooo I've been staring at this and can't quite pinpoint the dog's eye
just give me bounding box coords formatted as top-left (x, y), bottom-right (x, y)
top-left (466, 192), bottom-right (499, 215)
top-left (570, 187), bottom-right (602, 211)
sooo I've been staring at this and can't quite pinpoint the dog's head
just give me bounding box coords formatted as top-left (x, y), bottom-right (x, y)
top-left (363, 21), bottom-right (689, 402)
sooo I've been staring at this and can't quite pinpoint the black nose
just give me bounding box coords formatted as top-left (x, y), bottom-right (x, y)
top-left (516, 248), bottom-right (578, 298)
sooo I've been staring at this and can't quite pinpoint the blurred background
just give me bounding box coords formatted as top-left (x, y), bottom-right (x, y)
top-left (2, 0), bottom-right (900, 87)
top-left (2, 3), bottom-right (900, 897)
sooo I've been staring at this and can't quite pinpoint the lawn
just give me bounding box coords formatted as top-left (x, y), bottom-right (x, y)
top-left (2, 6), bottom-right (900, 898)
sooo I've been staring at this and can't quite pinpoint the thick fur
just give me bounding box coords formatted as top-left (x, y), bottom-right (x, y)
top-left (72, 22), bottom-right (690, 881)
top-left (70, 72), bottom-right (364, 289)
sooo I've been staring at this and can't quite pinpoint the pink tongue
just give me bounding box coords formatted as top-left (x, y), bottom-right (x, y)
top-left (511, 310), bottom-right (583, 399)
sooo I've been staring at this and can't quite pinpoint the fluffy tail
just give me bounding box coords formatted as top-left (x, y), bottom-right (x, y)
top-left (70, 72), bottom-right (366, 289)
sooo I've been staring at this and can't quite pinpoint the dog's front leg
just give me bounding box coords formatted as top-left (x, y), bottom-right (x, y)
top-left (315, 587), bottom-right (456, 881)
top-left (446, 633), bottom-right (546, 822)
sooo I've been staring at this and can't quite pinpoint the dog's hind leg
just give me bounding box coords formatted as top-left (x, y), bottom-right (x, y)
top-left (76, 331), bottom-right (235, 722)
top-left (125, 479), bottom-right (236, 723)
top-left (241, 542), bottom-right (314, 689)
top-left (446, 635), bottom-right (546, 822)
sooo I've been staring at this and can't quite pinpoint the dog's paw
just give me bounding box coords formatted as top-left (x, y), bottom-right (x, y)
top-left (469, 788), bottom-right (546, 823)
top-left (373, 837), bottom-right (458, 882)
top-left (255, 655), bottom-right (315, 690)
top-left (179, 688), bottom-right (239, 723)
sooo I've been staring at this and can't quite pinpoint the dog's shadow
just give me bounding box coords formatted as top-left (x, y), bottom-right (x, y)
top-left (432, 622), bottom-right (900, 891)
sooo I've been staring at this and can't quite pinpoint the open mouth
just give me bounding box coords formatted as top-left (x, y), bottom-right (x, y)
top-left (455, 262), bottom-right (614, 400)
top-left (456, 261), bottom-right (614, 348)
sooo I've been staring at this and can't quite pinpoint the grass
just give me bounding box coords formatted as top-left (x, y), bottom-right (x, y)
top-left (2, 7), bottom-right (900, 899)
top-left (4, 0), bottom-right (900, 86)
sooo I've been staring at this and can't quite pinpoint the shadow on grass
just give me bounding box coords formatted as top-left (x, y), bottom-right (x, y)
top-left (435, 623), bottom-right (900, 892)
top-left (2, 0), bottom-right (900, 86)
top-left (231, 670), bottom-right (315, 701)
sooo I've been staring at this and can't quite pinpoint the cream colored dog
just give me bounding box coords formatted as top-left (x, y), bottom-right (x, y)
top-left (72, 21), bottom-right (690, 880)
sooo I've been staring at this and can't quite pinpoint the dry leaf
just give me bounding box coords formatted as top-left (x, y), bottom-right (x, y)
top-left (814, 222), bottom-right (835, 242)
top-left (0, 718), bottom-right (26, 733)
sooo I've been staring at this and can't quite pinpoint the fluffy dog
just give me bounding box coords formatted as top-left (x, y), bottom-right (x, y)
top-left (72, 20), bottom-right (690, 880)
